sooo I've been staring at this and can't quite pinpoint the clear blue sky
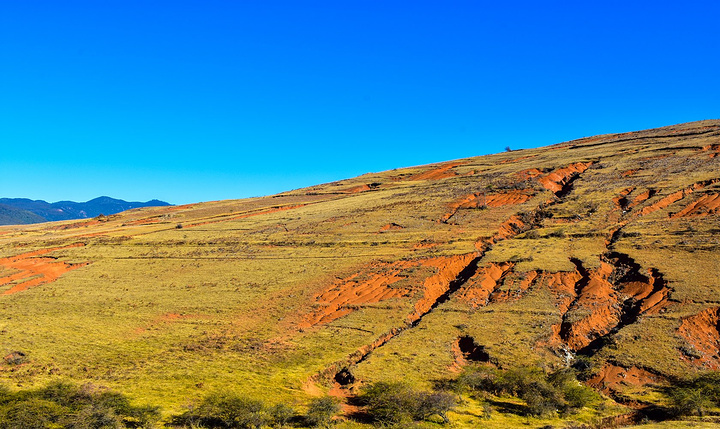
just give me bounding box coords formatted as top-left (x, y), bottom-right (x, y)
top-left (2, 1), bottom-right (719, 205)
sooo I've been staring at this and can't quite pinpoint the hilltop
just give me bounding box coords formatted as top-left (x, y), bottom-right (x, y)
top-left (0, 120), bottom-right (719, 427)
top-left (0, 196), bottom-right (171, 225)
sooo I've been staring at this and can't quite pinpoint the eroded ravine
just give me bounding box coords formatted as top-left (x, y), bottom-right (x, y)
top-left (303, 161), bottom-right (596, 393)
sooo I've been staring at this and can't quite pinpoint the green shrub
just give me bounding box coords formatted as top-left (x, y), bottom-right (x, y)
top-left (0, 382), bottom-right (159, 429)
top-left (305, 396), bottom-right (339, 428)
top-left (269, 403), bottom-right (295, 427)
top-left (0, 398), bottom-right (66, 429)
top-left (188, 392), bottom-right (268, 429)
top-left (665, 371), bottom-right (720, 417)
top-left (359, 381), bottom-right (457, 425)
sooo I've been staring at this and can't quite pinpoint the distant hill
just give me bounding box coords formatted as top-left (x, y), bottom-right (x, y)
top-left (0, 196), bottom-right (171, 225)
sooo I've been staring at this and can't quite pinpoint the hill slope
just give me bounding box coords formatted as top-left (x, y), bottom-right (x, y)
top-left (0, 120), bottom-right (719, 427)
top-left (0, 196), bottom-right (171, 225)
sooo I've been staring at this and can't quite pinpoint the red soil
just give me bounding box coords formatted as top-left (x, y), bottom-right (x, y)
top-left (379, 223), bottom-right (404, 232)
top-left (612, 187), bottom-right (635, 211)
top-left (495, 215), bottom-right (527, 240)
top-left (627, 189), bottom-right (655, 210)
top-left (516, 168), bottom-right (544, 180)
top-left (298, 253), bottom-right (476, 329)
top-left (702, 144), bottom-right (720, 158)
top-left (670, 193), bottom-right (720, 218)
top-left (537, 162), bottom-right (593, 193)
top-left (586, 363), bottom-right (661, 394)
top-left (0, 244), bottom-right (88, 295)
top-left (621, 169), bottom-right (640, 177)
top-left (405, 254), bottom-right (477, 323)
top-left (638, 180), bottom-right (718, 217)
top-left (456, 262), bottom-right (515, 307)
top-left (678, 307), bottom-right (720, 369)
top-left (440, 190), bottom-right (533, 222)
top-left (183, 204), bottom-right (307, 228)
top-left (560, 262), bottom-right (621, 350)
top-left (409, 162), bottom-right (465, 181)
top-left (298, 260), bottom-right (420, 328)
top-left (343, 184), bottom-right (374, 194)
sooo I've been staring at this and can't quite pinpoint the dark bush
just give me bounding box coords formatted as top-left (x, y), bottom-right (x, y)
top-left (665, 371), bottom-right (720, 417)
top-left (0, 398), bottom-right (66, 429)
top-left (359, 381), bottom-right (457, 425)
top-left (455, 365), bottom-right (596, 416)
top-left (415, 391), bottom-right (456, 423)
top-left (0, 382), bottom-right (159, 429)
top-left (185, 392), bottom-right (268, 428)
top-left (269, 403), bottom-right (295, 427)
top-left (305, 396), bottom-right (339, 428)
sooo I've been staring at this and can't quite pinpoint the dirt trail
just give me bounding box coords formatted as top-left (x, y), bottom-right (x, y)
top-left (0, 244), bottom-right (88, 295)
top-left (678, 307), bottom-right (720, 369)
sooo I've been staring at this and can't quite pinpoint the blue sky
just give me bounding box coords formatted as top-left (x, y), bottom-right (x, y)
top-left (1, 1), bottom-right (719, 204)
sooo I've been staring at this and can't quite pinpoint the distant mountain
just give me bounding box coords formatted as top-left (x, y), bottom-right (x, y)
top-left (0, 204), bottom-right (47, 225)
top-left (0, 197), bottom-right (171, 225)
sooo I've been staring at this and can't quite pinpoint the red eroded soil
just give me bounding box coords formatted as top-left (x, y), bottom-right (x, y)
top-left (409, 162), bottom-right (465, 181)
top-left (495, 215), bottom-right (527, 240)
top-left (638, 180), bottom-right (718, 217)
top-left (678, 307), bottom-right (720, 369)
top-left (627, 189), bottom-right (655, 210)
top-left (537, 162), bottom-right (593, 193)
top-left (586, 363), bottom-right (661, 394)
top-left (559, 262), bottom-right (620, 350)
top-left (379, 223), bottom-right (404, 232)
top-left (298, 260), bottom-right (421, 328)
top-left (405, 254), bottom-right (477, 323)
top-left (183, 204), bottom-right (307, 228)
top-left (0, 244), bottom-right (88, 295)
top-left (456, 262), bottom-right (515, 307)
top-left (621, 169), bottom-right (640, 177)
top-left (440, 190), bottom-right (534, 222)
top-left (670, 193), bottom-right (720, 218)
top-left (702, 144), bottom-right (720, 158)
top-left (298, 253), bottom-right (477, 329)
top-left (516, 168), bottom-right (544, 180)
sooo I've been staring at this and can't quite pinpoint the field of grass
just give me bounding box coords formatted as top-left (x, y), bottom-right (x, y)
top-left (1, 120), bottom-right (719, 427)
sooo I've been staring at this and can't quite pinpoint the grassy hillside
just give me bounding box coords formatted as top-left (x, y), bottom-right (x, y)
top-left (1, 120), bottom-right (719, 427)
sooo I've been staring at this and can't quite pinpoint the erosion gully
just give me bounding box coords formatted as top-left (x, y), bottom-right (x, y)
top-left (311, 165), bottom-right (590, 387)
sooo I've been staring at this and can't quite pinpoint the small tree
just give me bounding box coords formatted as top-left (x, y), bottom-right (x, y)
top-left (415, 391), bottom-right (457, 423)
